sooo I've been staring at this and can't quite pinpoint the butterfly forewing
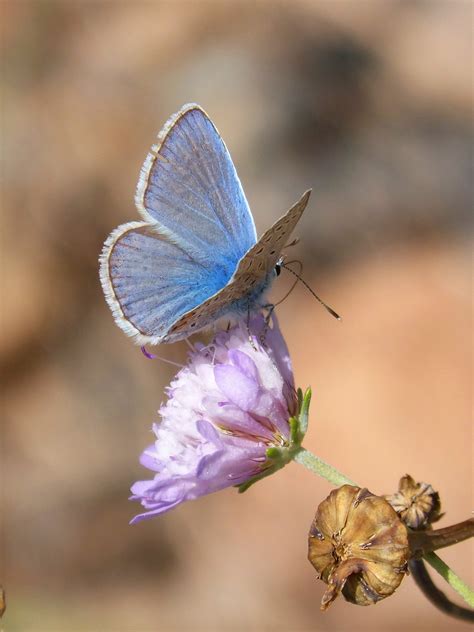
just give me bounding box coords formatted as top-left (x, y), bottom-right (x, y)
top-left (233, 190), bottom-right (311, 278)
top-left (136, 104), bottom-right (257, 266)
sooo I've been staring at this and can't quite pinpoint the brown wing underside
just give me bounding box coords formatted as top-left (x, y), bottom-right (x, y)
top-left (234, 189), bottom-right (311, 277)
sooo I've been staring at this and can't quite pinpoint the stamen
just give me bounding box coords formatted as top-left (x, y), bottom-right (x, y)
top-left (140, 346), bottom-right (183, 368)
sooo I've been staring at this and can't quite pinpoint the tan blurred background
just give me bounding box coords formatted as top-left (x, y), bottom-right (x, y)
top-left (1, 1), bottom-right (472, 630)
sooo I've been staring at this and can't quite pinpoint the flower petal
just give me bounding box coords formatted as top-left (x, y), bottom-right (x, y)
top-left (228, 349), bottom-right (259, 382)
top-left (214, 363), bottom-right (259, 410)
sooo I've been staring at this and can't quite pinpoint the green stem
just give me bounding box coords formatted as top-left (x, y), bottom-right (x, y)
top-left (293, 447), bottom-right (356, 487)
top-left (424, 552), bottom-right (474, 608)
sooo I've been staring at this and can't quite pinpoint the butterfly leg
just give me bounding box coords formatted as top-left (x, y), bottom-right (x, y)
top-left (259, 303), bottom-right (275, 345)
top-left (246, 303), bottom-right (258, 350)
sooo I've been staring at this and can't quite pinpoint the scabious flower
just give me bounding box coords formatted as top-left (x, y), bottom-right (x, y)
top-left (130, 316), bottom-right (299, 523)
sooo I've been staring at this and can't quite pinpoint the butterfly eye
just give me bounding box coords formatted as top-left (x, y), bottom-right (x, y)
top-left (275, 263), bottom-right (281, 277)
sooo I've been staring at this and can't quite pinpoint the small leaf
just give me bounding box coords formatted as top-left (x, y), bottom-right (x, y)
top-left (237, 466), bottom-right (276, 493)
top-left (299, 387), bottom-right (312, 435)
top-left (289, 417), bottom-right (299, 445)
top-left (297, 387), bottom-right (304, 414)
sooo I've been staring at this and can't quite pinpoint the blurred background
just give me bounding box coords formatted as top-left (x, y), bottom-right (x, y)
top-left (2, 1), bottom-right (472, 630)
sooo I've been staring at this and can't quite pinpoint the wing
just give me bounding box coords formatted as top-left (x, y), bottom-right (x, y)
top-left (233, 189), bottom-right (311, 278)
top-left (99, 222), bottom-right (239, 345)
top-left (167, 190), bottom-right (311, 339)
top-left (135, 103), bottom-right (257, 266)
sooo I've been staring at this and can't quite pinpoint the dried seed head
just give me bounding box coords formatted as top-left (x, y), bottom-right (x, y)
top-left (385, 474), bottom-right (442, 530)
top-left (308, 485), bottom-right (409, 610)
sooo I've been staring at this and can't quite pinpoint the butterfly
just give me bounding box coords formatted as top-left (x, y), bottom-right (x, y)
top-left (99, 103), bottom-right (311, 345)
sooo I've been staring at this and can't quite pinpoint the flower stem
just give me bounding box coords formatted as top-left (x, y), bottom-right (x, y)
top-left (424, 552), bottom-right (474, 609)
top-left (409, 519), bottom-right (474, 558)
top-left (293, 447), bottom-right (356, 487)
top-left (409, 559), bottom-right (474, 622)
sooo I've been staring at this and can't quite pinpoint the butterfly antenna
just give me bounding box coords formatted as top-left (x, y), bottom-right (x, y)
top-left (280, 262), bottom-right (341, 320)
top-left (272, 259), bottom-right (303, 307)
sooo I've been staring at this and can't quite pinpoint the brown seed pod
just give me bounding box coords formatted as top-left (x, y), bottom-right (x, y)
top-left (385, 474), bottom-right (442, 530)
top-left (308, 485), bottom-right (409, 610)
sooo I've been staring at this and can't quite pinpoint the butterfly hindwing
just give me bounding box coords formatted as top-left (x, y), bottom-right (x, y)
top-left (100, 221), bottom-right (241, 345)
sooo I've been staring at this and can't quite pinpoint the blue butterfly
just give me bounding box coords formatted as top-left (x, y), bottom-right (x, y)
top-left (99, 103), bottom-right (311, 345)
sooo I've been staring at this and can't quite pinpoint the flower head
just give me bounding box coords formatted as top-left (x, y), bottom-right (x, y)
top-left (385, 474), bottom-right (442, 530)
top-left (131, 316), bottom-right (298, 523)
top-left (308, 485), bottom-right (409, 610)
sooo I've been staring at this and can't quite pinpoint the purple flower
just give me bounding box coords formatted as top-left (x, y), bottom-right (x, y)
top-left (130, 316), bottom-right (298, 523)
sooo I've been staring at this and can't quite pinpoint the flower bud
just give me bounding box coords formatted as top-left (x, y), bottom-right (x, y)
top-left (385, 474), bottom-right (441, 530)
top-left (308, 485), bottom-right (409, 610)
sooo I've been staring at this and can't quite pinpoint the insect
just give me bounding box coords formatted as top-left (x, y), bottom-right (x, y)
top-left (99, 103), bottom-right (311, 345)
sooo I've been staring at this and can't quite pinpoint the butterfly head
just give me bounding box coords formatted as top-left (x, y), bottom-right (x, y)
top-left (274, 256), bottom-right (285, 277)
